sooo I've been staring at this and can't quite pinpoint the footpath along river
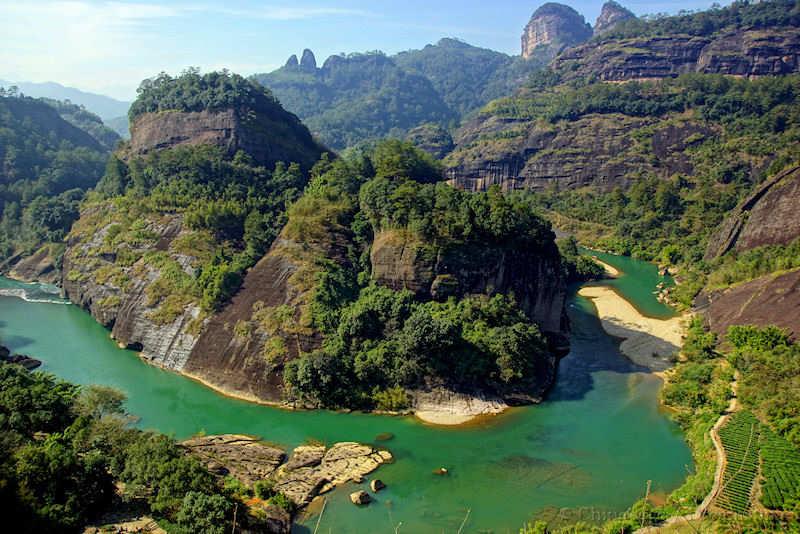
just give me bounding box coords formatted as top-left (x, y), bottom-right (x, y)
top-left (0, 253), bottom-right (691, 533)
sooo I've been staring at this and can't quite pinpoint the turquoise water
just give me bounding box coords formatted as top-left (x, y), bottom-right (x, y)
top-left (580, 248), bottom-right (676, 319)
top-left (0, 256), bottom-right (690, 533)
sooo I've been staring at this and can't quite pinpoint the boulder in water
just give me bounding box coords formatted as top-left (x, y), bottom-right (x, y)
top-left (350, 490), bottom-right (371, 505)
top-left (370, 479), bottom-right (385, 492)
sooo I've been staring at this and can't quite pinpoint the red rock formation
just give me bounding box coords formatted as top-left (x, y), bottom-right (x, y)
top-left (521, 3), bottom-right (592, 59)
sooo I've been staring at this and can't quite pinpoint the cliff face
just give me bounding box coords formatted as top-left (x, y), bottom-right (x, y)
top-left (446, 113), bottom-right (713, 192)
top-left (702, 269), bottom-right (800, 340)
top-left (128, 106), bottom-right (324, 170)
top-left (594, 1), bottom-right (636, 36)
top-left (705, 165), bottom-right (800, 260)
top-left (699, 165), bottom-right (800, 339)
top-left (370, 229), bottom-right (567, 337)
top-left (521, 3), bottom-right (592, 59)
top-left (553, 28), bottom-right (800, 82)
top-left (62, 209), bottom-right (201, 371)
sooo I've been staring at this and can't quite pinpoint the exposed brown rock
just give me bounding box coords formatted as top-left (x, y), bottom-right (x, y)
top-left (349, 491), bottom-right (371, 505)
top-left (701, 269), bottom-right (800, 340)
top-left (594, 1), bottom-right (636, 36)
top-left (446, 114), bottom-right (713, 193)
top-left (128, 107), bottom-right (323, 170)
top-left (553, 28), bottom-right (800, 82)
top-left (521, 3), bottom-right (592, 59)
top-left (705, 165), bottom-right (800, 260)
top-left (2, 247), bottom-right (58, 284)
top-left (370, 229), bottom-right (567, 336)
top-left (182, 434), bottom-right (286, 486)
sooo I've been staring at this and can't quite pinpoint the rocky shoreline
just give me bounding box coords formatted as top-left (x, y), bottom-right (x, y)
top-left (182, 435), bottom-right (393, 532)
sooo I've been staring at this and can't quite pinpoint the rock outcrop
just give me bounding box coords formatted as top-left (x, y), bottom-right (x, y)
top-left (446, 114), bottom-right (713, 192)
top-left (183, 435), bottom-right (392, 508)
top-left (62, 210), bottom-right (201, 371)
top-left (300, 49), bottom-right (317, 70)
top-left (701, 269), bottom-right (800, 340)
top-left (521, 3), bottom-right (592, 59)
top-left (698, 165), bottom-right (800, 339)
top-left (594, 1), bottom-right (636, 36)
top-left (405, 123), bottom-right (454, 159)
top-left (128, 106), bottom-right (324, 170)
top-left (553, 28), bottom-right (800, 82)
top-left (370, 229), bottom-right (567, 335)
top-left (2, 246), bottom-right (59, 284)
top-left (705, 165), bottom-right (800, 261)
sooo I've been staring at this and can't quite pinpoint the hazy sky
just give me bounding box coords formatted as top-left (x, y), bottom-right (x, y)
top-left (1, 0), bottom-right (726, 100)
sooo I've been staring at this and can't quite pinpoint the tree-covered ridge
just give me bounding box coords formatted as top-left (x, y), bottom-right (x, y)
top-left (244, 141), bottom-right (564, 409)
top-left (0, 364), bottom-right (288, 533)
top-left (128, 69), bottom-right (285, 122)
top-left (597, 0), bottom-right (800, 41)
top-left (0, 93), bottom-right (109, 261)
top-left (253, 40), bottom-right (548, 150)
top-left (40, 97), bottom-right (121, 150)
top-left (254, 53), bottom-right (456, 150)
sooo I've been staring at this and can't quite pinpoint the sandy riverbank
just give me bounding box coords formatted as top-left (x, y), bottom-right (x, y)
top-left (578, 285), bottom-right (686, 371)
top-left (413, 388), bottom-right (509, 426)
top-left (593, 257), bottom-right (620, 277)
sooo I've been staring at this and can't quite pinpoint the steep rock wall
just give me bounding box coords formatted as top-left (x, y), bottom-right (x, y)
top-left (553, 28), bottom-right (800, 82)
top-left (521, 3), bottom-right (592, 59)
top-left (705, 165), bottom-right (800, 260)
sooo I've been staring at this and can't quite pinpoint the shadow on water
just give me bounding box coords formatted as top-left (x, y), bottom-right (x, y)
top-left (548, 287), bottom-right (652, 403)
top-left (1, 334), bottom-right (37, 352)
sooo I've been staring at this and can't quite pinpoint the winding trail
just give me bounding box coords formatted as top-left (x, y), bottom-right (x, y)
top-left (636, 371), bottom-right (739, 533)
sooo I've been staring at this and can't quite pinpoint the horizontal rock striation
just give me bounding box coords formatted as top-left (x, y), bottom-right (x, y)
top-left (446, 114), bottom-right (713, 192)
top-left (553, 28), bottom-right (800, 82)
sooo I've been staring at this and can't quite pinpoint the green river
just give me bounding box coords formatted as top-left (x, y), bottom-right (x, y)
top-left (0, 254), bottom-right (690, 533)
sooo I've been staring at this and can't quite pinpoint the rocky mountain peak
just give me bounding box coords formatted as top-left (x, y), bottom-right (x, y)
top-left (521, 2), bottom-right (592, 59)
top-left (284, 54), bottom-right (299, 68)
top-left (594, 1), bottom-right (636, 36)
top-left (300, 49), bottom-right (317, 70)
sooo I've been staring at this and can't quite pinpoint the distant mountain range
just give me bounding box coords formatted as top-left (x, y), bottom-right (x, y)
top-left (0, 79), bottom-right (131, 138)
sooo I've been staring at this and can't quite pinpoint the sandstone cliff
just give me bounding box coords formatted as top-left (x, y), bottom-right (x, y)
top-left (370, 229), bottom-right (567, 336)
top-left (594, 1), bottom-right (636, 36)
top-left (128, 106), bottom-right (324, 170)
top-left (62, 209), bottom-right (202, 370)
top-left (521, 3), bottom-right (592, 59)
top-left (553, 28), bottom-right (800, 82)
top-left (699, 165), bottom-right (800, 338)
top-left (705, 165), bottom-right (800, 261)
top-left (446, 113), bottom-right (713, 192)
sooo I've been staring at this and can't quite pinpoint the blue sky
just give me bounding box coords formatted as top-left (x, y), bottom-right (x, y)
top-left (1, 0), bottom-right (726, 100)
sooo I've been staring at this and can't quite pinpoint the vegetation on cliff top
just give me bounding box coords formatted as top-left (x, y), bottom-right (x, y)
top-left (128, 69), bottom-right (285, 122)
top-left (0, 91), bottom-right (109, 263)
top-left (597, 0), bottom-right (800, 42)
top-left (254, 140), bottom-right (561, 408)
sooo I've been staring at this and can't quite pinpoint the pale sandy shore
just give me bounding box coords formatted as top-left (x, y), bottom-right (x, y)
top-left (578, 285), bottom-right (685, 371)
top-left (413, 389), bottom-right (508, 426)
top-left (593, 257), bottom-right (620, 277)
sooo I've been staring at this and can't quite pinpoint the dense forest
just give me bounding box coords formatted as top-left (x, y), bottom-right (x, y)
top-left (0, 91), bottom-right (109, 263)
top-left (0, 364), bottom-right (289, 533)
top-left (253, 41), bottom-right (547, 150)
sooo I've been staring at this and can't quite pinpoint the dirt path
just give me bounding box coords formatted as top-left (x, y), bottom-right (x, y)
top-left (636, 371), bottom-right (739, 533)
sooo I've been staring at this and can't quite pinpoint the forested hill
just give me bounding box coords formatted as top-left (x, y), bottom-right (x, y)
top-left (0, 93), bottom-right (110, 276)
top-left (252, 41), bottom-right (547, 150)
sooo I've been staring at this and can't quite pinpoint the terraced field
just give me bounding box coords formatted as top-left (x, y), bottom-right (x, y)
top-left (716, 412), bottom-right (761, 514)
top-left (759, 425), bottom-right (800, 511)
